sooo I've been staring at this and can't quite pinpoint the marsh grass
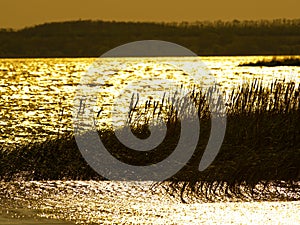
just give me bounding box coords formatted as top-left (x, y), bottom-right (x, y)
top-left (239, 56), bottom-right (300, 67)
top-left (0, 79), bottom-right (299, 201)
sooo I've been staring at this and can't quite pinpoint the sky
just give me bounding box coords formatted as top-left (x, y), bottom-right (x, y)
top-left (1, 0), bottom-right (300, 29)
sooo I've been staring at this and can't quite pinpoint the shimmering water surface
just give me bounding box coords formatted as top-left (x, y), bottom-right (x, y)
top-left (1, 56), bottom-right (300, 224)
top-left (0, 181), bottom-right (299, 224)
top-left (1, 56), bottom-right (300, 147)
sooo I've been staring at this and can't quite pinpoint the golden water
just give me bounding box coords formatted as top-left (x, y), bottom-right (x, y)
top-left (1, 56), bottom-right (300, 224)
top-left (0, 181), bottom-right (299, 224)
top-left (1, 56), bottom-right (300, 147)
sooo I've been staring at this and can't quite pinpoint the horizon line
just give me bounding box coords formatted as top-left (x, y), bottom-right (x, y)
top-left (2, 17), bottom-right (300, 31)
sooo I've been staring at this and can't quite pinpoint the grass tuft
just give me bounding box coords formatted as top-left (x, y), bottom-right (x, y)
top-left (239, 56), bottom-right (300, 67)
top-left (1, 79), bottom-right (299, 201)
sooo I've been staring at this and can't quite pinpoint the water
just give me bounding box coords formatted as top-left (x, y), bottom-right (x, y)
top-left (1, 56), bottom-right (300, 224)
top-left (0, 181), bottom-right (299, 224)
top-left (1, 56), bottom-right (300, 147)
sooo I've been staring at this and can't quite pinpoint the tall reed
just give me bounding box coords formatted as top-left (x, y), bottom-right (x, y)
top-left (1, 79), bottom-right (299, 201)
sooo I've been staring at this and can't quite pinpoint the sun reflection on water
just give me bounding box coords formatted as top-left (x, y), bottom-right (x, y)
top-left (1, 56), bottom-right (300, 224)
top-left (1, 56), bottom-right (300, 147)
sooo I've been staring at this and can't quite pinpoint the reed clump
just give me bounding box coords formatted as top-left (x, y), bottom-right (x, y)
top-left (166, 79), bottom-right (300, 202)
top-left (0, 79), bottom-right (299, 201)
top-left (239, 56), bottom-right (300, 67)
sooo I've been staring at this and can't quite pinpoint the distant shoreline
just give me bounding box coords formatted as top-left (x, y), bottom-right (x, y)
top-left (1, 54), bottom-right (300, 59)
top-left (239, 56), bottom-right (300, 67)
top-left (1, 19), bottom-right (300, 58)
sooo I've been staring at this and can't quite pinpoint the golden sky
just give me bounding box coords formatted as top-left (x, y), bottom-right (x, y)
top-left (1, 0), bottom-right (299, 29)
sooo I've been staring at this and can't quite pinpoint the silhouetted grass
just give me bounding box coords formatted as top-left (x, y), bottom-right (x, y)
top-left (239, 56), bottom-right (300, 67)
top-left (163, 79), bottom-right (300, 201)
top-left (0, 79), bottom-right (299, 201)
top-left (0, 133), bottom-right (100, 181)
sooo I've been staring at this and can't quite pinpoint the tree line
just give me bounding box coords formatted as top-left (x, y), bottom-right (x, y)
top-left (0, 19), bottom-right (300, 57)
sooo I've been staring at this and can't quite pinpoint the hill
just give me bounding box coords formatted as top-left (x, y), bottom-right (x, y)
top-left (1, 19), bottom-right (300, 57)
